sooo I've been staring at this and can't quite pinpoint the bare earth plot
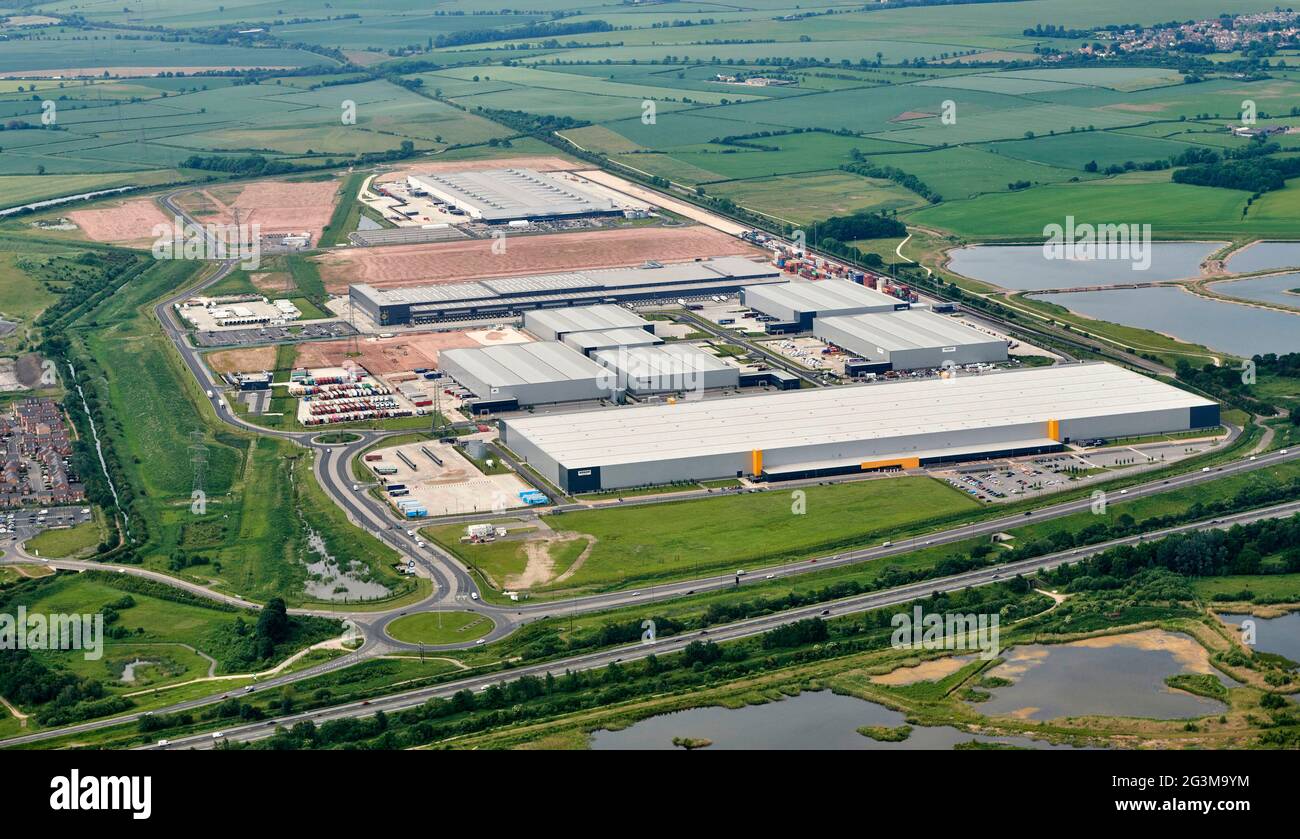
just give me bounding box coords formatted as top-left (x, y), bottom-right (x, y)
top-left (205, 346), bottom-right (278, 375)
top-left (315, 226), bottom-right (762, 291)
top-left (68, 198), bottom-right (172, 246)
top-left (180, 179), bottom-right (342, 241)
top-left (293, 331), bottom-right (499, 374)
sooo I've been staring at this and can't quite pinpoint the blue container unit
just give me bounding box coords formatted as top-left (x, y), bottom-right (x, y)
top-left (518, 489), bottom-right (548, 506)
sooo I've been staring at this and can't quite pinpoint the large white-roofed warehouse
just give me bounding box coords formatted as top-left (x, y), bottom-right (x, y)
top-left (349, 257), bottom-right (780, 326)
top-left (815, 309), bottom-right (1008, 371)
top-left (499, 363), bottom-right (1219, 492)
top-left (406, 168), bottom-right (621, 222)
top-left (742, 278), bottom-right (907, 331)
top-left (439, 342), bottom-right (619, 411)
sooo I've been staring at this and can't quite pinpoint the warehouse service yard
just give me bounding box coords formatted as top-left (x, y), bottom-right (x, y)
top-left (362, 439), bottom-right (534, 517)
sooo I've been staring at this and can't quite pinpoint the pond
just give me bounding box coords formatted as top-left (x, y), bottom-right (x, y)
top-left (1035, 286), bottom-right (1300, 357)
top-left (978, 630), bottom-right (1230, 721)
top-left (1218, 612), bottom-right (1300, 665)
top-left (590, 690), bottom-right (1089, 750)
top-left (1225, 242), bottom-right (1300, 274)
top-left (1207, 273), bottom-right (1300, 310)
top-left (947, 243), bottom-right (1222, 291)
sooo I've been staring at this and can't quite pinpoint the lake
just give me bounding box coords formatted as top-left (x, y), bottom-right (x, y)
top-left (1218, 612), bottom-right (1300, 664)
top-left (947, 243), bottom-right (1222, 291)
top-left (1225, 242), bottom-right (1300, 274)
top-left (590, 689), bottom-right (1088, 750)
top-left (1208, 273), bottom-right (1300, 310)
top-left (1036, 286), bottom-right (1300, 357)
top-left (979, 630), bottom-right (1230, 721)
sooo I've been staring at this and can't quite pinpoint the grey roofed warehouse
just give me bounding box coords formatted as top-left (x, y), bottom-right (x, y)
top-left (524, 304), bottom-right (653, 342)
top-left (349, 257), bottom-right (781, 326)
top-left (500, 363), bottom-right (1219, 492)
top-left (564, 327), bottom-right (663, 356)
top-left (439, 341), bottom-right (618, 407)
top-left (406, 168), bottom-right (621, 222)
top-left (591, 344), bottom-right (740, 394)
top-left (815, 309), bottom-right (1008, 371)
top-left (743, 278), bottom-right (906, 330)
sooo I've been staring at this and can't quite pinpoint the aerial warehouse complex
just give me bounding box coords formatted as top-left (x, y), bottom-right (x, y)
top-left (500, 364), bottom-right (1220, 492)
top-left (815, 309), bottom-right (1009, 372)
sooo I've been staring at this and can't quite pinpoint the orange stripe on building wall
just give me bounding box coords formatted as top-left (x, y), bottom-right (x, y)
top-left (1046, 419), bottom-right (1061, 441)
top-left (860, 457), bottom-right (920, 471)
top-left (751, 449), bottom-right (763, 475)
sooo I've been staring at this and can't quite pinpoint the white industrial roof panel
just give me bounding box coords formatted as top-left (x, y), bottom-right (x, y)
top-left (592, 344), bottom-right (734, 376)
top-left (409, 168), bottom-right (620, 221)
top-left (502, 363), bottom-right (1213, 466)
top-left (526, 304), bottom-right (650, 336)
top-left (441, 342), bottom-right (607, 386)
top-left (748, 278), bottom-right (900, 313)
top-left (817, 310), bottom-right (1004, 352)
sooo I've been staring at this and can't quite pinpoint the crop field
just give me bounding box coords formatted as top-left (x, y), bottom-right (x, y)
top-left (0, 76), bottom-right (508, 209)
top-left (0, 27), bottom-right (326, 75)
top-left (708, 172), bottom-right (928, 225)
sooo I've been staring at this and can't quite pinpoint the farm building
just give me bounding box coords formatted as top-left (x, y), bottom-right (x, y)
top-left (405, 168), bottom-right (621, 222)
top-left (500, 363), bottom-right (1219, 491)
top-left (591, 344), bottom-right (739, 394)
top-left (742, 278), bottom-right (906, 330)
top-left (524, 304), bottom-right (653, 342)
top-left (563, 327), bottom-right (664, 357)
top-left (815, 310), bottom-right (1008, 371)
top-left (439, 341), bottom-right (618, 407)
top-left (349, 257), bottom-right (781, 326)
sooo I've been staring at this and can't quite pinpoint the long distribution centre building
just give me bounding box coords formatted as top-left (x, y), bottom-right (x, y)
top-left (742, 278), bottom-right (908, 330)
top-left (815, 309), bottom-right (1008, 371)
top-left (350, 257), bottom-right (782, 326)
top-left (406, 168), bottom-right (621, 222)
top-left (439, 342), bottom-right (618, 408)
top-left (500, 363), bottom-right (1220, 491)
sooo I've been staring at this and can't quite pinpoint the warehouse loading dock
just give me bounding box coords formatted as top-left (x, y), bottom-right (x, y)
top-left (500, 363), bottom-right (1219, 492)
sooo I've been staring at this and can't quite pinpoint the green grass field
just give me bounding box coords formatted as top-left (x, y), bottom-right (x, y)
top-left (434, 476), bottom-right (980, 595)
top-left (1193, 574), bottom-right (1300, 603)
top-left (23, 519), bottom-right (103, 559)
top-left (387, 611), bottom-right (495, 645)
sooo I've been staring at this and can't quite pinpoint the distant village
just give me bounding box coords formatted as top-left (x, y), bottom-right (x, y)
top-left (1085, 12), bottom-right (1300, 56)
top-left (0, 397), bottom-right (85, 509)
